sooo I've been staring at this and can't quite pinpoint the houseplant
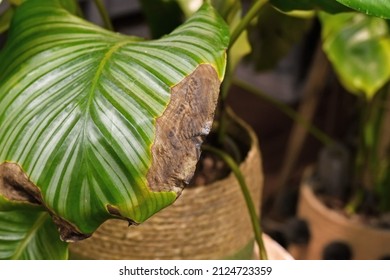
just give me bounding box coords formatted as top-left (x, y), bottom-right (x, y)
top-left (70, 0), bottom-right (269, 260)
top-left (2, 0), bottom-right (387, 261)
top-left (0, 0), bottom-right (231, 259)
top-left (296, 12), bottom-right (390, 259)
top-left (0, 0), bottom-right (276, 260)
top-left (2, 1), bottom-right (300, 258)
top-left (268, 1), bottom-right (390, 259)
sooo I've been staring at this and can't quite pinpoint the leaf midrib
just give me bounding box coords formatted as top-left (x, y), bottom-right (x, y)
top-left (85, 40), bottom-right (129, 116)
top-left (81, 40), bottom-right (130, 175)
top-left (12, 212), bottom-right (48, 260)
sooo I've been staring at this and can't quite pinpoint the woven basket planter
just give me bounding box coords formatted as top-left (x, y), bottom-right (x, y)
top-left (70, 113), bottom-right (263, 259)
top-left (297, 167), bottom-right (390, 260)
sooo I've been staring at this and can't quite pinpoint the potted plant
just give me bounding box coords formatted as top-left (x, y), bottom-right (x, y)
top-left (5, 0), bottom-right (386, 261)
top-left (269, 1), bottom-right (390, 259)
top-left (0, 0), bottom-right (231, 259)
top-left (0, 0), bottom-right (279, 260)
top-left (69, 0), bottom-right (272, 260)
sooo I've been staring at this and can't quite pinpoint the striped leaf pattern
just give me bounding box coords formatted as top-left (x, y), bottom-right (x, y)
top-left (336, 0), bottom-right (390, 19)
top-left (0, 210), bottom-right (68, 259)
top-left (0, 0), bottom-right (229, 239)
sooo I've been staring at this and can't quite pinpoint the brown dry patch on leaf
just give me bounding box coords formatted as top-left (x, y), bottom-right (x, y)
top-left (147, 64), bottom-right (220, 194)
top-left (0, 162), bottom-right (89, 242)
top-left (0, 162), bottom-right (42, 205)
top-left (107, 204), bottom-right (138, 226)
top-left (51, 215), bottom-right (91, 242)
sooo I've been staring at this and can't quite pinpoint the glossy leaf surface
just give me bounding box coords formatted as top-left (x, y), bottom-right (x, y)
top-left (270, 0), bottom-right (350, 13)
top-left (336, 0), bottom-right (390, 19)
top-left (213, 0), bottom-right (251, 72)
top-left (177, 0), bottom-right (251, 73)
top-left (0, 210), bottom-right (68, 259)
top-left (0, 0), bottom-right (229, 239)
top-left (320, 12), bottom-right (390, 99)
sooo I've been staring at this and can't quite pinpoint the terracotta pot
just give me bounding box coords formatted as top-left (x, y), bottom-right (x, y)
top-left (296, 167), bottom-right (390, 260)
top-left (70, 112), bottom-right (263, 259)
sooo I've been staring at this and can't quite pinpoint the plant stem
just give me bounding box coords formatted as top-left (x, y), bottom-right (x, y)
top-left (223, 0), bottom-right (268, 98)
top-left (351, 85), bottom-right (390, 214)
top-left (229, 0), bottom-right (268, 48)
top-left (93, 0), bottom-right (114, 31)
top-left (202, 145), bottom-right (268, 260)
top-left (218, 0), bottom-right (268, 145)
top-left (377, 85), bottom-right (390, 211)
top-left (233, 78), bottom-right (334, 147)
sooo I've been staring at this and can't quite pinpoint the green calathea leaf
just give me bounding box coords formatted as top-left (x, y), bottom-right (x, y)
top-left (320, 12), bottom-right (390, 99)
top-left (270, 0), bottom-right (350, 13)
top-left (248, 3), bottom-right (313, 71)
top-left (336, 0), bottom-right (390, 19)
top-left (0, 0), bottom-right (229, 241)
top-left (213, 0), bottom-right (251, 72)
top-left (0, 210), bottom-right (68, 259)
top-left (176, 0), bottom-right (251, 72)
top-left (8, 0), bottom-right (80, 13)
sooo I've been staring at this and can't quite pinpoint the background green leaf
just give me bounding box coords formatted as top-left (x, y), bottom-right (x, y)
top-left (0, 210), bottom-right (68, 259)
top-left (270, 0), bottom-right (351, 13)
top-left (0, 0), bottom-right (229, 239)
top-left (336, 0), bottom-right (390, 19)
top-left (176, 0), bottom-right (251, 72)
top-left (213, 0), bottom-right (251, 72)
top-left (139, 0), bottom-right (184, 38)
top-left (320, 12), bottom-right (390, 99)
top-left (248, 3), bottom-right (313, 71)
